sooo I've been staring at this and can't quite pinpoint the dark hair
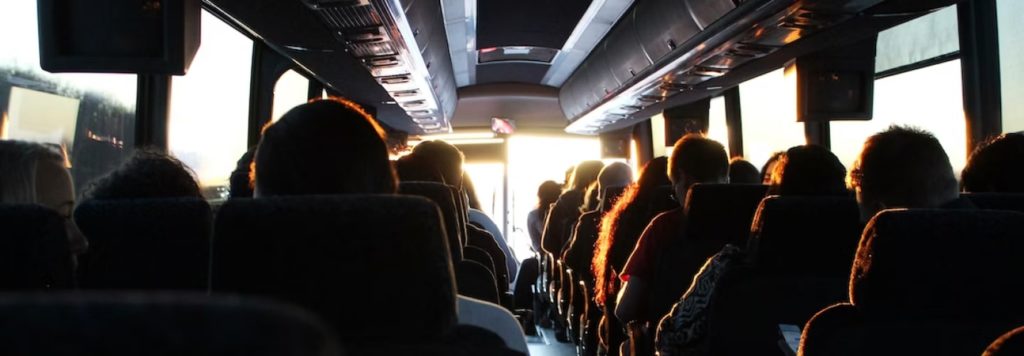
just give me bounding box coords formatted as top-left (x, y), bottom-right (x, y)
top-left (728, 158), bottom-right (761, 184)
top-left (961, 132), bottom-right (1024, 193)
top-left (254, 98), bottom-right (397, 196)
top-left (536, 180), bottom-right (562, 210)
top-left (592, 157), bottom-right (670, 305)
top-left (229, 146), bottom-right (257, 198)
top-left (760, 151), bottom-right (786, 184)
top-left (571, 161), bottom-right (605, 192)
top-left (853, 125), bottom-right (958, 208)
top-left (768, 145), bottom-right (848, 196)
top-left (668, 134), bottom-right (728, 184)
top-left (83, 149), bottom-right (202, 200)
top-left (411, 140), bottom-right (465, 188)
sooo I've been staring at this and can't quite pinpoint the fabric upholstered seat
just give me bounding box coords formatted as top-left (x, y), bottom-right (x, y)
top-left (399, 182), bottom-right (464, 260)
top-left (984, 326), bottom-right (1024, 356)
top-left (963, 193), bottom-right (1024, 213)
top-left (701, 196), bottom-right (862, 355)
top-left (0, 293), bottom-right (343, 356)
top-left (211, 195), bottom-right (458, 348)
top-left (0, 204), bottom-right (74, 290)
top-left (800, 209), bottom-right (1024, 356)
top-left (73, 198), bottom-right (212, 290)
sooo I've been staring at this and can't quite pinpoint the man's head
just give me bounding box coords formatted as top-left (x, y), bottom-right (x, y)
top-left (411, 140), bottom-right (465, 188)
top-left (851, 125), bottom-right (959, 221)
top-left (961, 132), bottom-right (1024, 193)
top-left (668, 134), bottom-right (729, 206)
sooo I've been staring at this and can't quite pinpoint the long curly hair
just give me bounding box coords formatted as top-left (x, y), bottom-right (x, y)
top-left (592, 157), bottom-right (670, 305)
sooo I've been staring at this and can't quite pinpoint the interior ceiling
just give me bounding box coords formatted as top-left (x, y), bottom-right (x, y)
top-left (451, 83), bottom-right (566, 129)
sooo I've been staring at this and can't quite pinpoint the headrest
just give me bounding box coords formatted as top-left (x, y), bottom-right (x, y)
top-left (601, 185), bottom-right (628, 212)
top-left (850, 209), bottom-right (1024, 321)
top-left (985, 326), bottom-right (1024, 356)
top-left (963, 193), bottom-right (1024, 213)
top-left (400, 181), bottom-right (463, 260)
top-left (0, 293), bottom-right (343, 355)
top-left (0, 204), bottom-right (73, 290)
top-left (73, 198), bottom-right (212, 289)
top-left (748, 196), bottom-right (862, 277)
top-left (212, 195), bottom-right (457, 345)
top-left (683, 184), bottom-right (767, 243)
top-left (651, 185), bottom-right (677, 213)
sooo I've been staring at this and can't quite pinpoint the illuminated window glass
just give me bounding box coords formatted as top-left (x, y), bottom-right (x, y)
top-left (998, 0), bottom-right (1024, 133)
top-left (272, 70), bottom-right (310, 122)
top-left (707, 96), bottom-right (730, 156)
top-left (739, 68), bottom-right (806, 169)
top-left (169, 11), bottom-right (253, 189)
top-left (830, 60), bottom-right (967, 175)
top-left (0, 1), bottom-right (136, 193)
top-left (875, 6), bottom-right (959, 73)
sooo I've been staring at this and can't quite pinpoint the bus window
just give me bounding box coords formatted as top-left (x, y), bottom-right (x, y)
top-left (830, 60), bottom-right (967, 175)
top-left (707, 96), bottom-right (730, 157)
top-left (169, 11), bottom-right (253, 191)
top-left (998, 0), bottom-right (1024, 133)
top-left (272, 70), bottom-right (310, 122)
top-left (0, 1), bottom-right (136, 193)
top-left (875, 6), bottom-right (958, 74)
top-left (739, 68), bottom-right (806, 169)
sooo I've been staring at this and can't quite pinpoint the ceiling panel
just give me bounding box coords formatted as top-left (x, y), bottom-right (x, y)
top-left (477, 0), bottom-right (592, 49)
top-left (476, 63), bottom-right (551, 85)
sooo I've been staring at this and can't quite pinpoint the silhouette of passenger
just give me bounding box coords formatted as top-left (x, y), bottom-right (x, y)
top-left (760, 151), bottom-right (786, 184)
top-left (82, 150), bottom-right (202, 200)
top-left (252, 98), bottom-right (526, 353)
top-left (564, 162), bottom-right (633, 280)
top-left (961, 132), bottom-right (1024, 193)
top-left (615, 134), bottom-right (728, 325)
top-left (0, 140), bottom-right (87, 256)
top-left (394, 153), bottom-right (445, 183)
top-left (528, 181), bottom-right (563, 253)
top-left (541, 160), bottom-right (604, 256)
top-left (850, 125), bottom-right (964, 222)
top-left (591, 157), bottom-right (671, 356)
top-left (728, 158), bottom-right (760, 184)
top-left (766, 145), bottom-right (848, 196)
top-left (229, 146), bottom-right (257, 198)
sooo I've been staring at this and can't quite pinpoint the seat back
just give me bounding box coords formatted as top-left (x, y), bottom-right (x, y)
top-left (211, 195), bottom-right (457, 346)
top-left (985, 326), bottom-right (1024, 356)
top-left (963, 193), bottom-right (1024, 213)
top-left (0, 293), bottom-right (343, 356)
top-left (851, 209), bottom-right (1024, 321)
top-left (400, 182), bottom-right (463, 260)
top-left (747, 196), bottom-right (863, 277)
top-left (74, 198), bottom-right (212, 290)
top-left (0, 204), bottom-right (73, 290)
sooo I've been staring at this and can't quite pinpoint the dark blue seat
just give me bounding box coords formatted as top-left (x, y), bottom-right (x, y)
top-left (701, 196), bottom-right (863, 355)
top-left (0, 293), bottom-right (343, 355)
top-left (211, 195), bottom-right (457, 348)
top-left (800, 209), bottom-right (1024, 356)
top-left (73, 198), bottom-right (212, 290)
top-left (0, 204), bottom-right (74, 290)
top-left (963, 193), bottom-right (1024, 213)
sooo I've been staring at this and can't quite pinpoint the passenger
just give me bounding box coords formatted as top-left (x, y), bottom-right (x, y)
top-left (82, 150), bottom-right (202, 200)
top-left (592, 157), bottom-right (671, 356)
top-left (527, 180), bottom-right (561, 253)
top-left (850, 125), bottom-right (965, 222)
top-left (760, 151), bottom-right (785, 184)
top-left (766, 145), bottom-right (848, 196)
top-left (0, 140), bottom-right (88, 257)
top-left (728, 158), bottom-right (760, 184)
top-left (252, 98), bottom-right (527, 353)
top-left (961, 132), bottom-right (1024, 193)
top-left (228, 146), bottom-right (257, 198)
top-left (540, 160), bottom-right (604, 256)
top-left (615, 134), bottom-right (728, 325)
top-left (656, 144), bottom-right (848, 355)
top-left (394, 153), bottom-right (444, 183)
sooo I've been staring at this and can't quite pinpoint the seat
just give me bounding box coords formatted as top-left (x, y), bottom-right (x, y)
top-left (211, 195), bottom-right (458, 348)
top-left (73, 198), bottom-right (212, 290)
top-left (963, 193), bottom-right (1024, 213)
top-left (649, 184), bottom-right (767, 321)
top-left (701, 196), bottom-right (863, 355)
top-left (0, 204), bottom-right (74, 290)
top-left (399, 182), bottom-right (464, 260)
top-left (799, 209), bottom-right (1024, 356)
top-left (0, 293), bottom-right (343, 355)
top-left (984, 326), bottom-right (1024, 356)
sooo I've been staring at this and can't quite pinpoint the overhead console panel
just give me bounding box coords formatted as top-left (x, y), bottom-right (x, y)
top-left (560, 0), bottom-right (900, 134)
top-left (302, 0), bottom-right (457, 134)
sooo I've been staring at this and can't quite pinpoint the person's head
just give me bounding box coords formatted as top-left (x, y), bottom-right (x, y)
top-left (0, 140), bottom-right (86, 254)
top-left (570, 160), bottom-right (605, 192)
top-left (229, 146), bottom-right (257, 198)
top-left (851, 125), bottom-right (959, 221)
top-left (961, 132), bottom-right (1024, 193)
top-left (760, 151), bottom-right (786, 184)
top-left (597, 162), bottom-right (633, 202)
top-left (536, 180), bottom-right (562, 210)
top-left (411, 140), bottom-right (465, 188)
top-left (767, 145), bottom-right (848, 196)
top-left (668, 134), bottom-right (729, 206)
top-left (83, 149), bottom-right (201, 200)
top-left (728, 158), bottom-right (760, 184)
top-left (254, 98), bottom-right (397, 196)
top-left (394, 153), bottom-right (445, 183)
